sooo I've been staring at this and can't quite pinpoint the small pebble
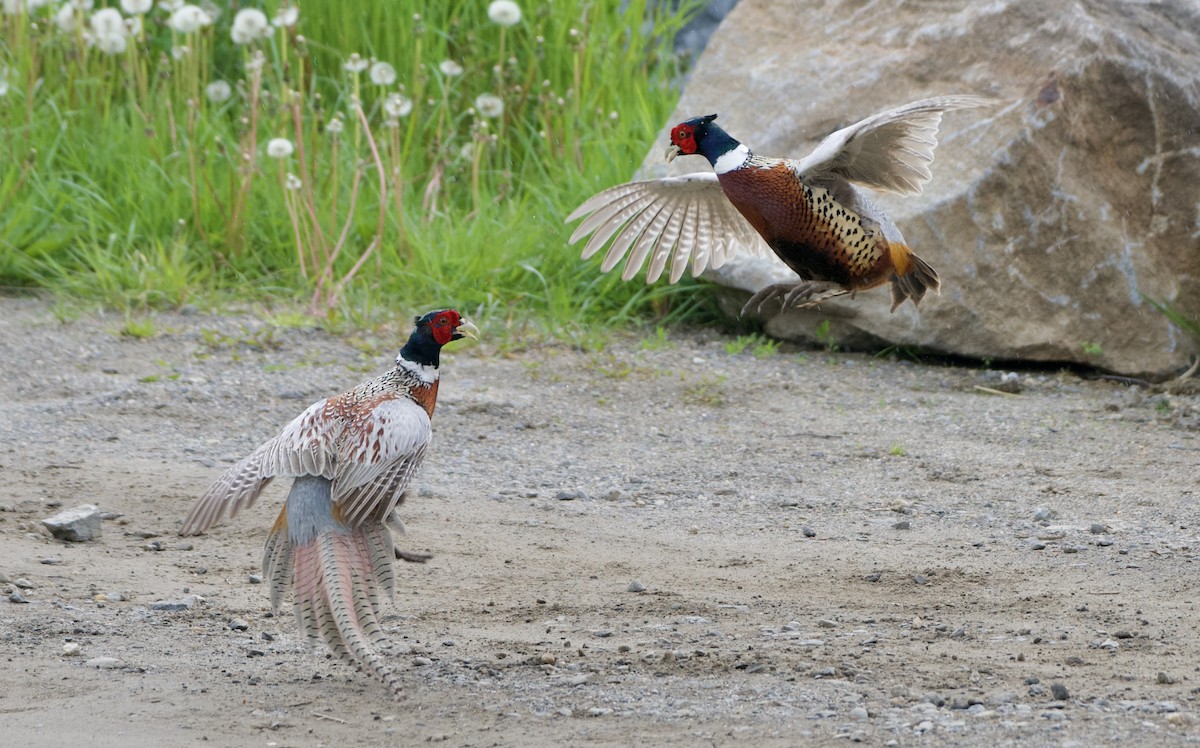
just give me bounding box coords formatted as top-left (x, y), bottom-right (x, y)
top-left (412, 656), bottom-right (432, 667)
top-left (1157, 672), bottom-right (1178, 685)
top-left (850, 706), bottom-right (869, 720)
top-left (1089, 523), bottom-right (1108, 534)
top-left (627, 580), bottom-right (646, 593)
top-left (62, 642), bottom-right (81, 656)
top-left (913, 574), bottom-right (929, 585)
top-left (801, 526), bottom-right (816, 538)
top-left (228, 618), bottom-right (249, 631)
top-left (86, 656), bottom-right (125, 669)
top-left (40, 557), bottom-right (63, 565)
top-left (8, 591), bottom-right (28, 604)
top-left (150, 594), bottom-right (204, 611)
top-left (555, 490), bottom-right (584, 501)
top-left (892, 520), bottom-right (911, 530)
top-left (539, 653), bottom-right (557, 665)
top-left (1032, 507), bottom-right (1056, 522)
top-left (864, 573), bottom-right (881, 582)
top-left (1050, 683), bottom-right (1070, 700)
top-left (817, 619), bottom-right (837, 629)
top-left (248, 574), bottom-right (263, 584)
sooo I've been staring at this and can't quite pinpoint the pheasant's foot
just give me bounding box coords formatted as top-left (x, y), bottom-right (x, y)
top-left (740, 282), bottom-right (847, 317)
top-left (395, 549), bottom-right (433, 563)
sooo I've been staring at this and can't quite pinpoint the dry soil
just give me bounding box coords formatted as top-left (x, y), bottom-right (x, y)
top-left (1, 295), bottom-right (1198, 747)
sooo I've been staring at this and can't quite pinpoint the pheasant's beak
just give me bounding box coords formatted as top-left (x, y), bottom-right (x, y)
top-left (453, 319), bottom-right (480, 341)
top-left (665, 144), bottom-right (682, 163)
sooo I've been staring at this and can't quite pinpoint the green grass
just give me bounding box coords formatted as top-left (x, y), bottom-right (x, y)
top-left (0, 0), bottom-right (707, 336)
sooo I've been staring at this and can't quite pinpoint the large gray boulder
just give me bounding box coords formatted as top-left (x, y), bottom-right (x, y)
top-left (641, 0), bottom-right (1199, 376)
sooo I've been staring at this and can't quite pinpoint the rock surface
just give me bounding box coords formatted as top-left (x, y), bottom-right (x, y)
top-left (642, 0), bottom-right (1200, 376)
top-left (41, 504), bottom-right (102, 542)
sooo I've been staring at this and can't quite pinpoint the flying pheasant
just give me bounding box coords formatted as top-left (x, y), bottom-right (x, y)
top-left (567, 96), bottom-right (989, 315)
top-left (180, 309), bottom-right (478, 699)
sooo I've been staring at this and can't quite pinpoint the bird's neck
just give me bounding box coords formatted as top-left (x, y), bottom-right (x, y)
top-left (395, 356), bottom-right (440, 385)
top-left (697, 124), bottom-right (750, 174)
top-left (391, 357), bottom-right (441, 417)
top-left (398, 333), bottom-right (443, 374)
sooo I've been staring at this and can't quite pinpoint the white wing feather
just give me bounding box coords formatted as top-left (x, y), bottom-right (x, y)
top-left (567, 173), bottom-right (771, 283)
top-left (794, 95), bottom-right (991, 195)
top-left (182, 394), bottom-right (431, 535)
top-left (332, 397), bottom-right (431, 526)
top-left (180, 399), bottom-right (341, 535)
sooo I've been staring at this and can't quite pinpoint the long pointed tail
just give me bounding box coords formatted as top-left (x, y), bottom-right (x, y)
top-left (888, 243), bottom-right (940, 311)
top-left (263, 475), bottom-right (401, 699)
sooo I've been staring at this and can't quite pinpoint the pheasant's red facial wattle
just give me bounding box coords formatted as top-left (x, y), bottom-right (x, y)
top-left (428, 310), bottom-right (463, 346)
top-left (670, 123), bottom-right (698, 155)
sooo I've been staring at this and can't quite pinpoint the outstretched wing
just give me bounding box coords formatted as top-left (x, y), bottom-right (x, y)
top-left (566, 172), bottom-right (773, 283)
top-left (794, 95), bottom-right (991, 195)
top-left (332, 395), bottom-right (431, 527)
top-left (180, 398), bottom-right (343, 535)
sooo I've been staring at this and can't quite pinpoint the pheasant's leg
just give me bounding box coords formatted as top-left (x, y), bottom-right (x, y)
top-left (739, 284), bottom-right (792, 317)
top-left (395, 548), bottom-right (433, 563)
top-left (740, 282), bottom-right (848, 317)
top-left (385, 508), bottom-right (431, 562)
top-left (780, 281), bottom-right (846, 310)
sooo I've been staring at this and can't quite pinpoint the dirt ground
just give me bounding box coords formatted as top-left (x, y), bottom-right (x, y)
top-left (1, 294), bottom-right (1198, 747)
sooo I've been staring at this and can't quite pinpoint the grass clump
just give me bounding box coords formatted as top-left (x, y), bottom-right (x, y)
top-left (0, 0), bottom-right (705, 334)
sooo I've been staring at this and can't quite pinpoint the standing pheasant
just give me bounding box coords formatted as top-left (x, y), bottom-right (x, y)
top-left (180, 309), bottom-right (478, 699)
top-left (567, 96), bottom-right (989, 315)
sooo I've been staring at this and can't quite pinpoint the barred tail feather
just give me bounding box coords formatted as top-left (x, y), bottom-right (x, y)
top-left (275, 475), bottom-right (403, 699)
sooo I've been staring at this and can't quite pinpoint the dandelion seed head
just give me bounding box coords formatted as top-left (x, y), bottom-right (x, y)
top-left (159, 0), bottom-right (181, 10)
top-left (171, 44), bottom-right (189, 60)
top-left (383, 93), bottom-right (412, 118)
top-left (168, 4), bottom-right (209, 33)
top-left (198, 0), bottom-right (220, 22)
top-left (459, 142), bottom-right (475, 160)
top-left (53, 3), bottom-right (80, 32)
top-left (272, 5), bottom-right (297, 27)
top-left (486, 0), bottom-right (520, 26)
top-left (94, 30), bottom-right (126, 54)
top-left (266, 138), bottom-right (294, 159)
top-left (230, 7), bottom-right (268, 44)
top-left (245, 49), bottom-right (265, 72)
top-left (205, 79), bottom-right (231, 103)
top-left (90, 7), bottom-right (123, 36)
top-left (474, 93), bottom-right (504, 118)
top-left (0, 79), bottom-right (8, 98)
top-left (609, 110), bottom-right (618, 121)
top-left (343, 52), bottom-right (368, 73)
top-left (325, 116), bottom-right (344, 134)
top-left (124, 15), bottom-right (142, 35)
top-left (70, 0), bottom-right (92, 9)
top-left (369, 61), bottom-right (396, 86)
top-left (383, 118), bottom-right (400, 129)
top-left (568, 27), bottom-right (578, 37)
top-left (119, 0), bottom-right (151, 13)
top-left (438, 59), bottom-right (463, 77)
top-left (285, 173), bottom-right (302, 190)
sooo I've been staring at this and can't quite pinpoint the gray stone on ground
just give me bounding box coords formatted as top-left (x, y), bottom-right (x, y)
top-left (41, 504), bottom-right (102, 542)
top-left (642, 0), bottom-right (1200, 377)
